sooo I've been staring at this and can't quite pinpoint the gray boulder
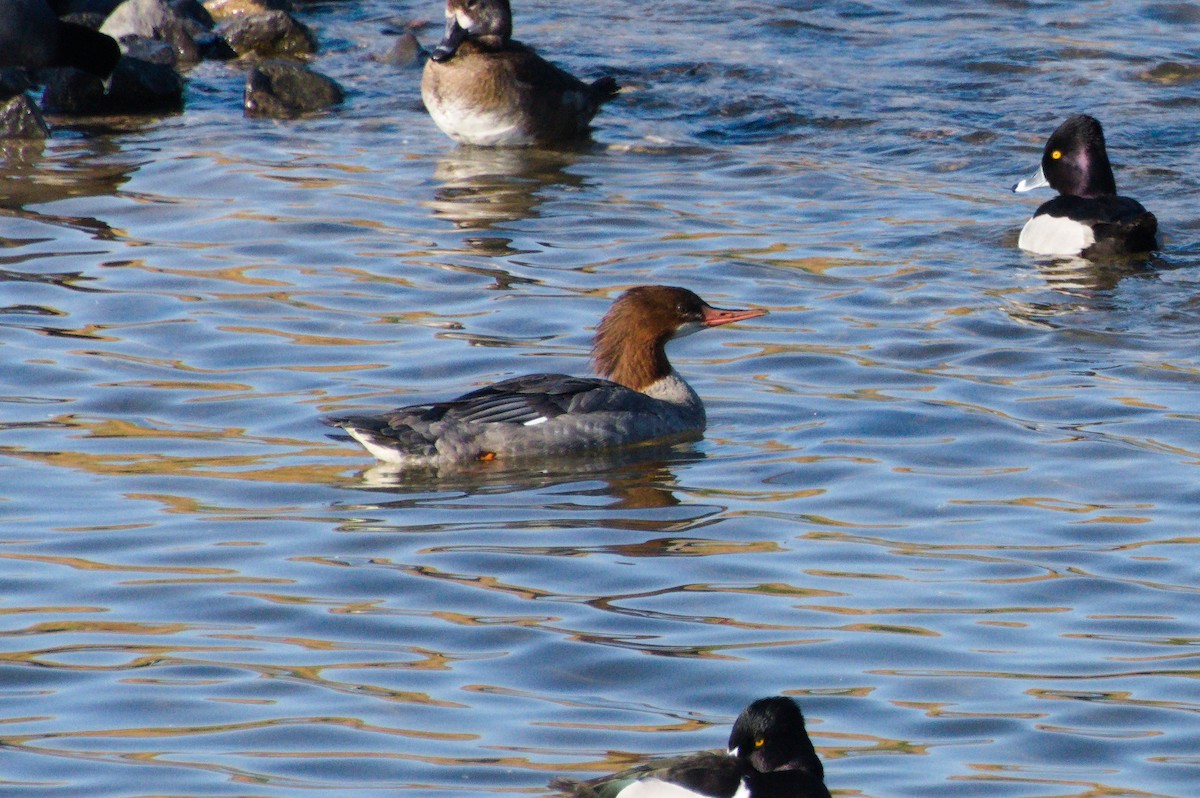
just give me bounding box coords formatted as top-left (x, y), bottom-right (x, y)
top-left (101, 0), bottom-right (200, 63)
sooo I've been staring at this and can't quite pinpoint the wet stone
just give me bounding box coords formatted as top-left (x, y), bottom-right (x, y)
top-left (220, 10), bottom-right (317, 58)
top-left (0, 93), bottom-right (50, 139)
top-left (202, 0), bottom-right (294, 23)
top-left (101, 0), bottom-right (202, 63)
top-left (119, 35), bottom-right (179, 66)
top-left (244, 58), bottom-right (342, 118)
top-left (170, 0), bottom-right (216, 29)
top-left (42, 56), bottom-right (184, 115)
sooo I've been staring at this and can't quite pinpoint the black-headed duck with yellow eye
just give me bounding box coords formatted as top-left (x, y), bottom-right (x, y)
top-left (1013, 114), bottom-right (1157, 258)
top-left (551, 697), bottom-right (831, 798)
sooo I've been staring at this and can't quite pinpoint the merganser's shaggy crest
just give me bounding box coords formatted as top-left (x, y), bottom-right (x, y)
top-left (323, 286), bottom-right (765, 465)
top-left (420, 0), bottom-right (619, 146)
top-left (1012, 114), bottom-right (1157, 258)
top-left (552, 697), bottom-right (831, 798)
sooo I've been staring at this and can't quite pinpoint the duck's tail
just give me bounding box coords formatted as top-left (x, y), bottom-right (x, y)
top-left (589, 75), bottom-right (620, 105)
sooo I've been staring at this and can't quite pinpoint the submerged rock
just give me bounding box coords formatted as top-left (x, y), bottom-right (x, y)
top-left (0, 92), bottom-right (50, 138)
top-left (244, 58), bottom-right (342, 117)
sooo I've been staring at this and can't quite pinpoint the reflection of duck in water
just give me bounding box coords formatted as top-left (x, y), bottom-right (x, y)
top-left (427, 146), bottom-right (585, 231)
top-left (356, 445), bottom-right (700, 510)
top-left (324, 286), bottom-right (765, 465)
top-left (1012, 115), bottom-right (1157, 258)
top-left (421, 0), bottom-right (618, 146)
top-left (0, 0), bottom-right (119, 80)
top-left (552, 697), bottom-right (831, 798)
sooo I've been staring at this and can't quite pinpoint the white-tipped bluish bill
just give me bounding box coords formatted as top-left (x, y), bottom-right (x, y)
top-left (1013, 164), bottom-right (1049, 193)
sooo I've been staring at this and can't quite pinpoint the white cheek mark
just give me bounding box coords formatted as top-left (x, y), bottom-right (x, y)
top-left (670, 320), bottom-right (705, 340)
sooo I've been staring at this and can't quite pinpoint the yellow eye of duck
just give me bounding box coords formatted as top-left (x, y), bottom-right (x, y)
top-left (1051, 150), bottom-right (1062, 160)
top-left (754, 737), bottom-right (765, 748)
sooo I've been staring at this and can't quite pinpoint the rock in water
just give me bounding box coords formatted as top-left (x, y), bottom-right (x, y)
top-left (244, 59), bottom-right (342, 118)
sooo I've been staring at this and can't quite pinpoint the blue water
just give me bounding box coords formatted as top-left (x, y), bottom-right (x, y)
top-left (2, 1), bottom-right (1199, 796)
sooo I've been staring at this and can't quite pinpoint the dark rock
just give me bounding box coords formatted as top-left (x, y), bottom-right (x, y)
top-left (170, 0), bottom-right (214, 28)
top-left (220, 10), bottom-right (316, 58)
top-left (0, 68), bottom-right (34, 99)
top-left (196, 31), bottom-right (238, 60)
top-left (51, 0), bottom-right (124, 15)
top-left (42, 55), bottom-right (184, 114)
top-left (0, 92), bottom-right (50, 138)
top-left (244, 58), bottom-right (341, 117)
top-left (101, 0), bottom-right (201, 63)
top-left (1, 0), bottom-right (120, 78)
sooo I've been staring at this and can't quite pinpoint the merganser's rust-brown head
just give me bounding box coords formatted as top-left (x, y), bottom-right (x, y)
top-left (591, 285), bottom-right (766, 392)
top-left (430, 0), bottom-right (513, 62)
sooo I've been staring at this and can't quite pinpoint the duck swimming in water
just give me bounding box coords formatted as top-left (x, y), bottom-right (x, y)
top-left (1013, 114), bottom-right (1157, 258)
top-left (323, 286), bottom-right (765, 465)
top-left (552, 697), bottom-right (831, 798)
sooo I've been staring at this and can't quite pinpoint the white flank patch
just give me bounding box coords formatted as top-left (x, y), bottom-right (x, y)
top-left (1018, 214), bottom-right (1095, 255)
top-left (346, 428), bottom-right (407, 464)
top-left (615, 777), bottom-right (716, 798)
top-left (523, 416), bottom-right (549, 426)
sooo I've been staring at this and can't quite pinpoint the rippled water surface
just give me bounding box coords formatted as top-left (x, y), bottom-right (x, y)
top-left (3, 1), bottom-right (1200, 795)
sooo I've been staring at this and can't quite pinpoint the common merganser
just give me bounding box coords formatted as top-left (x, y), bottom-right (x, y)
top-left (551, 696), bottom-right (831, 798)
top-left (1012, 114), bottom-right (1157, 258)
top-left (323, 286), bottom-right (765, 465)
top-left (420, 0), bottom-right (619, 147)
